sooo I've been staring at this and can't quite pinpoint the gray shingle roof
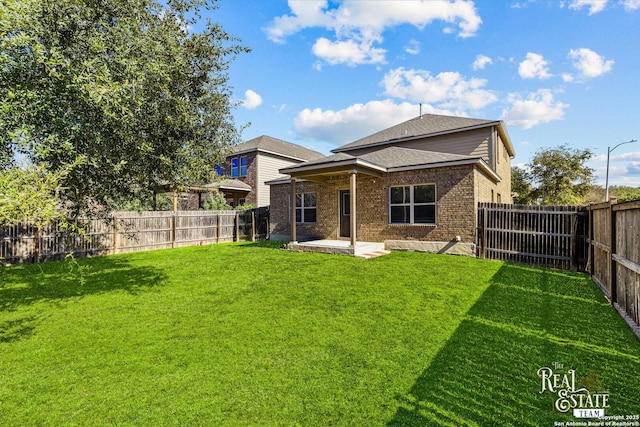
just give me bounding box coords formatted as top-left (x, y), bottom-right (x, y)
top-left (233, 135), bottom-right (325, 161)
top-left (279, 146), bottom-right (480, 176)
top-left (358, 146), bottom-right (478, 169)
top-left (334, 114), bottom-right (499, 153)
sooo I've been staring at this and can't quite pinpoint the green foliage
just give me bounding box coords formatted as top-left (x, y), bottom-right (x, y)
top-left (235, 203), bottom-right (257, 210)
top-left (202, 191), bottom-right (232, 210)
top-left (0, 162), bottom-right (75, 227)
top-left (1, 243), bottom-right (638, 425)
top-left (1, 0), bottom-right (249, 215)
top-left (609, 185), bottom-right (640, 202)
top-left (511, 166), bottom-right (534, 204)
top-left (513, 144), bottom-right (594, 205)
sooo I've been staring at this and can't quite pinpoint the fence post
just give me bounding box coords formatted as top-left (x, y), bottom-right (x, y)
top-left (481, 206), bottom-right (487, 259)
top-left (235, 212), bottom-right (240, 242)
top-left (570, 213), bottom-right (576, 271)
top-left (610, 202), bottom-right (617, 303)
top-left (251, 211), bottom-right (256, 242)
top-left (171, 212), bottom-right (177, 248)
top-left (216, 213), bottom-right (221, 244)
top-left (112, 215), bottom-right (119, 255)
top-left (588, 206), bottom-right (594, 275)
top-left (33, 226), bottom-right (40, 263)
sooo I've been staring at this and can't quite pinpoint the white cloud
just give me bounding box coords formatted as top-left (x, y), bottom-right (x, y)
top-left (628, 161), bottom-right (640, 174)
top-left (501, 89), bottom-right (568, 129)
top-left (622, 0), bottom-right (640, 10)
top-left (404, 40), bottom-right (420, 55)
top-left (312, 37), bottom-right (386, 66)
top-left (241, 89), bottom-right (263, 110)
top-left (518, 52), bottom-right (552, 79)
top-left (381, 67), bottom-right (498, 111)
top-left (265, 0), bottom-right (482, 66)
top-left (592, 150), bottom-right (640, 162)
top-left (568, 48), bottom-right (614, 79)
top-left (472, 54), bottom-right (493, 70)
top-left (567, 0), bottom-right (609, 14)
top-left (293, 100), bottom-right (452, 145)
top-left (562, 73), bottom-right (575, 82)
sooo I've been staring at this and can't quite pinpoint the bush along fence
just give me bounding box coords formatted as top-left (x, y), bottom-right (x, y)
top-left (0, 207), bottom-right (269, 265)
top-left (477, 203), bottom-right (588, 271)
top-left (587, 200), bottom-right (640, 340)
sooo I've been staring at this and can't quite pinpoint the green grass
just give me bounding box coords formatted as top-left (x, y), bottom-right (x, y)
top-left (1, 241), bottom-right (639, 426)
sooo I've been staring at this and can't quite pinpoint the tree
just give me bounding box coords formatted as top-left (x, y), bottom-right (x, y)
top-left (0, 163), bottom-right (71, 227)
top-left (512, 145), bottom-right (594, 205)
top-left (511, 166), bottom-right (534, 205)
top-left (1, 0), bottom-right (249, 217)
top-left (609, 185), bottom-right (640, 202)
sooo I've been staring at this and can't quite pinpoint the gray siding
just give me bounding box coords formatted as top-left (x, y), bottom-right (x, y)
top-left (347, 127), bottom-right (493, 165)
top-left (256, 154), bottom-right (300, 207)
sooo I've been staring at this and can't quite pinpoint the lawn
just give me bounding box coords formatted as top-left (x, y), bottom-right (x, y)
top-left (1, 241), bottom-right (639, 426)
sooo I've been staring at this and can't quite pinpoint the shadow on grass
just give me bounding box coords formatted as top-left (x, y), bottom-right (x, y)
top-left (0, 256), bottom-right (166, 342)
top-left (388, 263), bottom-right (640, 426)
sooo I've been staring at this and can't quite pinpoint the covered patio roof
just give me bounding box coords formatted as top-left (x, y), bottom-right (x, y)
top-left (277, 146), bottom-right (502, 183)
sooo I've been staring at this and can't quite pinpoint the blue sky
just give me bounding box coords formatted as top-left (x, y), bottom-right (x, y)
top-left (210, 0), bottom-right (640, 187)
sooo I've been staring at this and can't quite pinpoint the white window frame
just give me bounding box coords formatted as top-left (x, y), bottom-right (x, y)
top-left (289, 193), bottom-right (317, 224)
top-left (239, 156), bottom-right (248, 177)
top-left (388, 184), bottom-right (436, 225)
top-left (231, 157), bottom-right (239, 177)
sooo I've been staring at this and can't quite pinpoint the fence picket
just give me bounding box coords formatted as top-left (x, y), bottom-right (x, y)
top-left (477, 203), bottom-right (588, 271)
top-left (0, 207), bottom-right (269, 265)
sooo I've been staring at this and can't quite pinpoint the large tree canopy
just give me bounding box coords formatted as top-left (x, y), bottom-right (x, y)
top-left (512, 144), bottom-right (593, 205)
top-left (0, 0), bottom-right (248, 216)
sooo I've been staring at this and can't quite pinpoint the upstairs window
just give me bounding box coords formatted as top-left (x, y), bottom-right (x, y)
top-left (239, 156), bottom-right (248, 177)
top-left (389, 184), bottom-right (436, 225)
top-left (231, 158), bottom-right (239, 177)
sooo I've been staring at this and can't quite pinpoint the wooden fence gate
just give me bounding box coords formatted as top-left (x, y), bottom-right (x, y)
top-left (477, 203), bottom-right (588, 271)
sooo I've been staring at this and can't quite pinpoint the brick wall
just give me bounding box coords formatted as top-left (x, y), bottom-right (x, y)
top-left (220, 152), bottom-right (258, 206)
top-left (270, 164), bottom-right (479, 243)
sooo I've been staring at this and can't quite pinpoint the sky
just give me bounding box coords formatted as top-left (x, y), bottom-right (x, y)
top-left (208, 0), bottom-right (640, 187)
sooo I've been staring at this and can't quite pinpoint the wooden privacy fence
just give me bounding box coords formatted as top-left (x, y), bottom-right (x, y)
top-left (477, 203), bottom-right (588, 271)
top-left (587, 201), bottom-right (640, 337)
top-left (0, 207), bottom-right (269, 265)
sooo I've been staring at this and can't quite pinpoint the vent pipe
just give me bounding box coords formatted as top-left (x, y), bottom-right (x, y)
top-left (419, 103), bottom-right (422, 118)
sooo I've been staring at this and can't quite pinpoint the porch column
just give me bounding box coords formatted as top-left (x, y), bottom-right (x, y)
top-left (291, 178), bottom-right (297, 243)
top-left (349, 171), bottom-right (357, 247)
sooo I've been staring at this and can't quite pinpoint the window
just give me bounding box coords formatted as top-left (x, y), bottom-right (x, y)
top-left (389, 184), bottom-right (436, 224)
top-left (215, 164), bottom-right (222, 176)
top-left (290, 193), bottom-right (316, 223)
top-left (239, 156), bottom-right (247, 177)
top-left (231, 158), bottom-right (239, 177)
top-left (238, 198), bottom-right (246, 206)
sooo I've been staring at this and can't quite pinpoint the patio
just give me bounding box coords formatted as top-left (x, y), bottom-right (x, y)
top-left (286, 240), bottom-right (390, 259)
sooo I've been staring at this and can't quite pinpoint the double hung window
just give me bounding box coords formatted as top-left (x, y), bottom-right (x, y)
top-left (389, 184), bottom-right (436, 224)
top-left (230, 156), bottom-right (247, 177)
top-left (291, 193), bottom-right (316, 223)
top-left (231, 158), bottom-right (239, 177)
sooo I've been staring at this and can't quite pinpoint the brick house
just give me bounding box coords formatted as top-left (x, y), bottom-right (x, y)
top-left (216, 135), bottom-right (324, 207)
top-left (267, 114), bottom-right (515, 255)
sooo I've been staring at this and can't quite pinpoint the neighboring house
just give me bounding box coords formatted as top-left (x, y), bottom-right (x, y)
top-left (267, 114), bottom-right (515, 255)
top-left (217, 135), bottom-right (325, 207)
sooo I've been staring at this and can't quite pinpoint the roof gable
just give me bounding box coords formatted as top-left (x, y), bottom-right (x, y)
top-left (232, 135), bottom-right (325, 162)
top-left (333, 114), bottom-right (508, 154)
